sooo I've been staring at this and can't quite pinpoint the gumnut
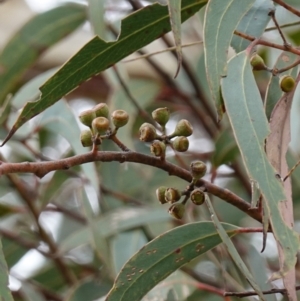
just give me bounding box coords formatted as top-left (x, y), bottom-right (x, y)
top-left (80, 129), bottom-right (93, 147)
top-left (139, 123), bottom-right (157, 142)
top-left (165, 187), bottom-right (181, 204)
top-left (190, 161), bottom-right (207, 180)
top-left (93, 103), bottom-right (109, 118)
top-left (279, 75), bottom-right (295, 93)
top-left (156, 186), bottom-right (168, 204)
top-left (250, 54), bottom-right (267, 71)
top-left (111, 109), bottom-right (129, 128)
top-left (79, 109), bottom-right (96, 127)
top-left (92, 117), bottom-right (110, 135)
top-left (152, 107), bottom-right (170, 127)
top-left (172, 136), bottom-right (189, 152)
top-left (168, 203), bottom-right (185, 220)
top-left (171, 119), bottom-right (193, 137)
top-left (190, 188), bottom-right (205, 205)
top-left (151, 141), bottom-right (166, 157)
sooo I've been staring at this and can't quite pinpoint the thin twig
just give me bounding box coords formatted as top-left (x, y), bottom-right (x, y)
top-left (0, 151), bottom-right (262, 223)
top-left (269, 10), bottom-right (289, 47)
top-left (276, 58), bottom-right (300, 74)
top-left (272, 0), bottom-right (300, 17)
top-left (266, 21), bottom-right (300, 32)
top-left (224, 285), bottom-right (300, 297)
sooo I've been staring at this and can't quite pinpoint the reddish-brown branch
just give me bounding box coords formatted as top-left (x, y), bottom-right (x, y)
top-left (0, 151), bottom-right (262, 223)
top-left (272, 0), bottom-right (300, 18)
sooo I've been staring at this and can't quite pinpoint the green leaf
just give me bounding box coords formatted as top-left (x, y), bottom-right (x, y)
top-left (264, 51), bottom-right (299, 120)
top-left (203, 0), bottom-right (255, 119)
top-left (0, 4), bottom-right (86, 105)
top-left (167, 0), bottom-right (182, 77)
top-left (2, 0), bottom-right (207, 146)
top-left (205, 197), bottom-right (265, 300)
top-left (105, 221), bottom-right (238, 301)
top-left (231, 0), bottom-right (274, 53)
top-left (221, 51), bottom-right (300, 278)
top-left (0, 238), bottom-right (14, 301)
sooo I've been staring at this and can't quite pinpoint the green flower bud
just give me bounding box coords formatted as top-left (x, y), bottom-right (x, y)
top-left (139, 123), bottom-right (157, 142)
top-left (152, 107), bottom-right (170, 127)
top-left (93, 103), bottom-right (109, 118)
top-left (151, 141), bottom-right (166, 157)
top-left (156, 186), bottom-right (168, 204)
top-left (80, 129), bottom-right (93, 147)
top-left (279, 75), bottom-right (295, 93)
top-left (172, 136), bottom-right (189, 152)
top-left (190, 161), bottom-right (207, 180)
top-left (168, 203), bottom-right (185, 220)
top-left (190, 189), bottom-right (205, 205)
top-left (165, 188), bottom-right (181, 204)
top-left (171, 119), bottom-right (193, 137)
top-left (250, 54), bottom-right (267, 71)
top-left (79, 109), bottom-right (96, 127)
top-left (92, 117), bottom-right (110, 135)
top-left (111, 110), bottom-right (129, 128)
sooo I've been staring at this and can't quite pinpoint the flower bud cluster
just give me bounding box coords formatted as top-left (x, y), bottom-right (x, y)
top-left (78, 103), bottom-right (129, 147)
top-left (139, 107), bottom-right (194, 158)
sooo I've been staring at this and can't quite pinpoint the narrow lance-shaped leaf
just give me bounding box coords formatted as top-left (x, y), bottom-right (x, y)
top-left (231, 0), bottom-right (274, 53)
top-left (221, 51), bottom-right (300, 278)
top-left (203, 0), bottom-right (255, 120)
top-left (205, 197), bottom-right (265, 301)
top-left (1, 0), bottom-right (207, 146)
top-left (0, 4), bottom-right (86, 105)
top-left (167, 0), bottom-right (182, 77)
top-left (105, 221), bottom-right (238, 301)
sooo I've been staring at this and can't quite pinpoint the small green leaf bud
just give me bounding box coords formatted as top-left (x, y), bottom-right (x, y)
top-left (152, 107), bottom-right (170, 127)
top-left (168, 203), bottom-right (185, 219)
top-left (139, 123), bottom-right (157, 142)
top-left (190, 160), bottom-right (207, 180)
top-left (172, 136), bottom-right (189, 152)
top-left (172, 119), bottom-right (193, 137)
top-left (111, 109), bottom-right (129, 128)
top-left (151, 141), bottom-right (166, 157)
top-left (156, 186), bottom-right (168, 204)
top-left (190, 189), bottom-right (205, 205)
top-left (250, 54), bottom-right (267, 71)
top-left (79, 109), bottom-right (96, 127)
top-left (165, 188), bottom-right (181, 204)
top-left (279, 75), bottom-right (295, 93)
top-left (92, 117), bottom-right (110, 135)
top-left (80, 129), bottom-right (93, 147)
top-left (93, 103), bottom-right (109, 118)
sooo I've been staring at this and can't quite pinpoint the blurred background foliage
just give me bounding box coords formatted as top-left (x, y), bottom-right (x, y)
top-left (1, 0), bottom-right (300, 300)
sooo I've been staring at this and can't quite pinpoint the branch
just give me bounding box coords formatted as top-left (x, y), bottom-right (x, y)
top-left (0, 151), bottom-right (262, 222)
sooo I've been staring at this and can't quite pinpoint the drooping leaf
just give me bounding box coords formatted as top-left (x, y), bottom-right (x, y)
top-left (231, 0), bottom-right (274, 53)
top-left (264, 51), bottom-right (299, 119)
top-left (203, 0), bottom-right (255, 120)
top-left (2, 0), bottom-right (207, 146)
top-left (167, 0), bottom-right (182, 77)
top-left (265, 74), bottom-right (299, 300)
top-left (206, 197), bottom-right (265, 300)
top-left (0, 4), bottom-right (86, 105)
top-left (0, 238), bottom-right (14, 301)
top-left (221, 51), bottom-right (300, 278)
top-left (105, 221), bottom-right (238, 301)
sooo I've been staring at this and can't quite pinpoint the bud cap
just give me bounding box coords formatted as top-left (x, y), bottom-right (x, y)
top-left (165, 188), bottom-right (181, 203)
top-left (151, 141), bottom-right (166, 157)
top-left (190, 161), bottom-right (207, 180)
top-left (139, 123), bottom-right (157, 142)
top-left (173, 136), bottom-right (189, 152)
top-left (79, 109), bottom-right (96, 127)
top-left (168, 203), bottom-right (185, 219)
top-left (279, 75), bottom-right (295, 93)
top-left (190, 189), bottom-right (205, 205)
top-left (173, 119), bottom-right (193, 137)
top-left (152, 107), bottom-right (170, 127)
top-left (250, 54), bottom-right (267, 71)
top-left (156, 186), bottom-right (168, 204)
top-left (111, 110), bottom-right (129, 128)
top-left (93, 103), bottom-right (109, 118)
top-left (92, 117), bottom-right (110, 135)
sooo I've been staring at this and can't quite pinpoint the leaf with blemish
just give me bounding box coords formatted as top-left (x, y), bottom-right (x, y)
top-left (105, 221), bottom-right (238, 301)
top-left (0, 4), bottom-right (86, 105)
top-left (265, 76), bottom-right (299, 300)
top-left (1, 0), bottom-right (207, 146)
top-left (167, 0), bottom-right (182, 77)
top-left (265, 51), bottom-right (299, 120)
top-left (203, 0), bottom-right (255, 120)
top-left (231, 0), bottom-right (274, 53)
top-left (221, 51), bottom-right (300, 279)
